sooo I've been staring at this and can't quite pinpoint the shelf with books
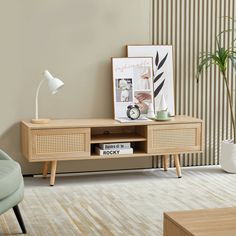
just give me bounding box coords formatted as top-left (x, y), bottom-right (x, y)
top-left (90, 151), bottom-right (149, 159)
top-left (90, 141), bottom-right (147, 157)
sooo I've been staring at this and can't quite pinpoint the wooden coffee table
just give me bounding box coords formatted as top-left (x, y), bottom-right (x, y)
top-left (164, 207), bottom-right (236, 236)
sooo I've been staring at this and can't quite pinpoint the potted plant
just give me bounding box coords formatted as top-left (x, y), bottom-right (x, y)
top-left (197, 29), bottom-right (236, 173)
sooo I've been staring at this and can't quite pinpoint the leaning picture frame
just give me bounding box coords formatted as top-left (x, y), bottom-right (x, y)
top-left (112, 57), bottom-right (154, 120)
top-left (127, 45), bottom-right (175, 116)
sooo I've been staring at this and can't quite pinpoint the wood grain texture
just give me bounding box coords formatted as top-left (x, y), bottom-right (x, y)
top-left (21, 116), bottom-right (202, 129)
top-left (164, 217), bottom-right (190, 236)
top-left (91, 133), bottom-right (146, 143)
top-left (42, 162), bottom-right (49, 178)
top-left (50, 161), bottom-right (57, 186)
top-left (164, 207), bottom-right (236, 236)
top-left (21, 122), bottom-right (31, 161)
top-left (173, 154), bottom-right (182, 178)
top-left (163, 155), bottom-right (169, 171)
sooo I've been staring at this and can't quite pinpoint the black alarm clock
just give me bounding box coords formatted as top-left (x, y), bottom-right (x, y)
top-left (127, 104), bottom-right (141, 120)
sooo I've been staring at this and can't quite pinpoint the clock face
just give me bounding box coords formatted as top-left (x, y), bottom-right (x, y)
top-left (127, 106), bottom-right (140, 120)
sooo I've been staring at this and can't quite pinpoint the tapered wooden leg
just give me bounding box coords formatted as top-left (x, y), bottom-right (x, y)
top-left (13, 205), bottom-right (27, 234)
top-left (163, 155), bottom-right (169, 171)
top-left (50, 161), bottom-right (57, 186)
top-left (173, 154), bottom-right (182, 178)
top-left (42, 161), bottom-right (49, 178)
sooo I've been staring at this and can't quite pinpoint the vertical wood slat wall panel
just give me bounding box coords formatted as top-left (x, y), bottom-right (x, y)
top-left (153, 0), bottom-right (236, 167)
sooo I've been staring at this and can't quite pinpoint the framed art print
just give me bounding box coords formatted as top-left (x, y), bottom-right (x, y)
top-left (112, 57), bottom-right (154, 120)
top-left (127, 45), bottom-right (175, 116)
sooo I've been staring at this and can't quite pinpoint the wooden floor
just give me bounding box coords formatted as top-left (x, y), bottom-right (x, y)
top-left (1, 166), bottom-right (236, 236)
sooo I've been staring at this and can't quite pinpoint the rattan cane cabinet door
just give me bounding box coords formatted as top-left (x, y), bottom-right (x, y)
top-left (30, 128), bottom-right (90, 161)
top-left (147, 123), bottom-right (203, 154)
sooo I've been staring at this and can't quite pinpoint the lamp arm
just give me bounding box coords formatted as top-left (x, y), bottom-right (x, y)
top-left (35, 78), bottom-right (46, 120)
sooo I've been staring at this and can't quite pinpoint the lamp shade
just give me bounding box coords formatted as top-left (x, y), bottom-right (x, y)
top-left (43, 70), bottom-right (54, 81)
top-left (48, 78), bottom-right (64, 94)
top-left (43, 70), bottom-right (64, 94)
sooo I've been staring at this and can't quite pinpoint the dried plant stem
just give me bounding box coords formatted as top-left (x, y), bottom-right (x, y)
top-left (222, 71), bottom-right (236, 143)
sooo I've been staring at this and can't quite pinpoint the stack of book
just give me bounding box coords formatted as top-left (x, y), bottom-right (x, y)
top-left (95, 142), bottom-right (133, 156)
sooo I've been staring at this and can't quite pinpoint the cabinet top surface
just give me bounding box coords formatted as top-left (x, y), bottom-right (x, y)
top-left (21, 116), bottom-right (202, 129)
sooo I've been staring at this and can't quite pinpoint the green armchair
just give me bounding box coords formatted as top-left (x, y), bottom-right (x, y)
top-left (0, 149), bottom-right (26, 234)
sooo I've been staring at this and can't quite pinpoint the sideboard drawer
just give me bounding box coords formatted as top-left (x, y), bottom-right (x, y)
top-left (30, 128), bottom-right (90, 161)
top-left (147, 123), bottom-right (203, 154)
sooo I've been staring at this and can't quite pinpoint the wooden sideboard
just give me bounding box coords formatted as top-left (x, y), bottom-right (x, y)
top-left (21, 116), bottom-right (204, 185)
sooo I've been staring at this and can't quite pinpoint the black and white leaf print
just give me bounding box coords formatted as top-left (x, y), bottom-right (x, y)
top-left (155, 51), bottom-right (159, 66)
top-left (157, 53), bottom-right (168, 70)
top-left (154, 79), bottom-right (165, 98)
top-left (154, 50), bottom-right (168, 98)
top-left (154, 72), bottom-right (164, 83)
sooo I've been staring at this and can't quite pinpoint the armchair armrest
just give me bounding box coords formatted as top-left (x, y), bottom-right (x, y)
top-left (0, 149), bottom-right (12, 160)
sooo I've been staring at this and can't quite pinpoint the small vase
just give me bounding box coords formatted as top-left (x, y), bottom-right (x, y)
top-left (147, 103), bottom-right (155, 119)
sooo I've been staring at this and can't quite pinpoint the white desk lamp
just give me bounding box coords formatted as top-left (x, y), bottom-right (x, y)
top-left (31, 70), bottom-right (64, 124)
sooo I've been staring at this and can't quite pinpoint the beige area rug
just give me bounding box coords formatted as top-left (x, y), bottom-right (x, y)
top-left (1, 166), bottom-right (236, 236)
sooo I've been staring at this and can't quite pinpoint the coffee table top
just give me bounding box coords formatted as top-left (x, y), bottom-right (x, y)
top-left (164, 207), bottom-right (236, 236)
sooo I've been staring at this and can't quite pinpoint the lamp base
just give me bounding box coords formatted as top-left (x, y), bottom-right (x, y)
top-left (31, 118), bottom-right (50, 124)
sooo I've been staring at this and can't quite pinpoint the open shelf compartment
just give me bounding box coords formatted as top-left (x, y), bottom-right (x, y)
top-left (90, 126), bottom-right (148, 157)
top-left (91, 125), bottom-right (147, 143)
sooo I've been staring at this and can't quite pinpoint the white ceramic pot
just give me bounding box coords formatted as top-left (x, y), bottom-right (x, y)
top-left (220, 140), bottom-right (236, 173)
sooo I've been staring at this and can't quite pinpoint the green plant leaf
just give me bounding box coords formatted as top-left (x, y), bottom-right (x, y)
top-left (198, 16), bottom-right (236, 142)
